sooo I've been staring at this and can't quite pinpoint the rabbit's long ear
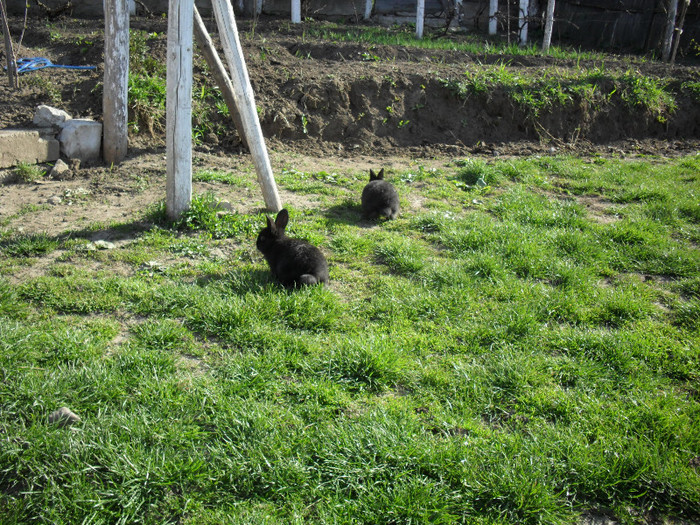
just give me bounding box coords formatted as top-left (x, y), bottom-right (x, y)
top-left (275, 208), bottom-right (289, 231)
top-left (377, 168), bottom-right (385, 179)
top-left (266, 215), bottom-right (276, 232)
top-left (369, 169), bottom-right (377, 181)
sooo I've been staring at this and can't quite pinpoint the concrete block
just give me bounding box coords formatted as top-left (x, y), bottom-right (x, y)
top-left (33, 105), bottom-right (72, 128)
top-left (0, 129), bottom-right (60, 168)
top-left (59, 119), bottom-right (103, 161)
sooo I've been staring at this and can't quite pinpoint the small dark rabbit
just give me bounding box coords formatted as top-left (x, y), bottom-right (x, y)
top-left (361, 168), bottom-right (399, 220)
top-left (256, 208), bottom-right (329, 287)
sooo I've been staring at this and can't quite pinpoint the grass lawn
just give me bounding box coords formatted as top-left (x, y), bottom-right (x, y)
top-left (1, 153), bottom-right (699, 524)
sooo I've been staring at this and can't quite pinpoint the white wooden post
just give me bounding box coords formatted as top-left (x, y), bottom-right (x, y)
top-left (416, 0), bottom-right (425, 39)
top-left (661, 0), bottom-right (679, 61)
top-left (488, 0), bottom-right (498, 35)
top-left (211, 0), bottom-right (282, 212)
top-left (364, 0), bottom-right (373, 20)
top-left (518, 0), bottom-right (529, 46)
top-left (291, 0), bottom-right (301, 23)
top-left (103, 0), bottom-right (129, 164)
top-left (165, 0), bottom-right (194, 221)
top-left (542, 0), bottom-right (555, 52)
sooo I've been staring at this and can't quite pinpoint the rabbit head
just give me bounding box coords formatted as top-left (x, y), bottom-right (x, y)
top-left (256, 208), bottom-right (289, 255)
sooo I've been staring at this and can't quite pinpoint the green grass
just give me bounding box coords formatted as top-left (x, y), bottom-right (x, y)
top-left (1, 155), bottom-right (699, 524)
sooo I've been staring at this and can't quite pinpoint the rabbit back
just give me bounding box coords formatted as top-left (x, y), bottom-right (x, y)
top-left (361, 179), bottom-right (400, 220)
top-left (266, 238), bottom-right (329, 287)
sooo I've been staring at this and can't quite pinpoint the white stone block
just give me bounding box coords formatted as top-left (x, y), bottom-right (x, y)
top-left (59, 119), bottom-right (103, 161)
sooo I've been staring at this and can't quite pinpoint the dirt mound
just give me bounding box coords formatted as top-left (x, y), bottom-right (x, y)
top-left (0, 15), bottom-right (699, 160)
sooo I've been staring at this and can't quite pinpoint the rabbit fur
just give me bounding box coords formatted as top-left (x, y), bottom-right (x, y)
top-left (361, 168), bottom-right (399, 220)
top-left (256, 208), bottom-right (329, 287)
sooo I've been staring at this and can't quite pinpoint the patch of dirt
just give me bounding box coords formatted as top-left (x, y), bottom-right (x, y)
top-left (1, 15), bottom-right (699, 237)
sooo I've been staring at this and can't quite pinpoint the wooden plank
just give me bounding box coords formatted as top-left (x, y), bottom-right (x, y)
top-left (291, 0), bottom-right (301, 22)
top-left (165, 0), bottom-right (194, 220)
top-left (416, 0), bottom-right (425, 38)
top-left (489, 0), bottom-right (498, 35)
top-left (103, 0), bottom-right (129, 164)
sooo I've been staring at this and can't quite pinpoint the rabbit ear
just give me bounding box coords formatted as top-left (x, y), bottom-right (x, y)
top-left (377, 168), bottom-right (385, 180)
top-left (369, 169), bottom-right (380, 181)
top-left (275, 208), bottom-right (289, 231)
top-left (265, 215), bottom-right (276, 232)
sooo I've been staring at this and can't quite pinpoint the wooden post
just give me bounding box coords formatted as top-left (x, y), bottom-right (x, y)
top-left (103, 0), bottom-right (130, 164)
top-left (0, 0), bottom-right (17, 89)
top-left (518, 0), bottom-right (529, 46)
top-left (416, 0), bottom-right (425, 39)
top-left (211, 0), bottom-right (282, 212)
top-left (192, 7), bottom-right (248, 149)
top-left (488, 0), bottom-right (497, 35)
top-left (670, 0), bottom-right (689, 63)
top-left (166, 0), bottom-right (194, 221)
top-left (364, 0), bottom-right (373, 20)
top-left (291, 0), bottom-right (301, 23)
top-left (661, 0), bottom-right (679, 61)
top-left (542, 0), bottom-right (555, 52)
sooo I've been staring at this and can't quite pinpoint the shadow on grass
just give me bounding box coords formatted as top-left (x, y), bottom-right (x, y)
top-left (323, 200), bottom-right (388, 229)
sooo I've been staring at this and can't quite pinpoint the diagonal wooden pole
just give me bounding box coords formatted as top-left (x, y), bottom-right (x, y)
top-left (211, 0), bottom-right (281, 212)
top-left (192, 6), bottom-right (248, 149)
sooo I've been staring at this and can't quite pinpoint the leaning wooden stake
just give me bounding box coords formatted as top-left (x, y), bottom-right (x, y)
top-left (103, 0), bottom-right (130, 164)
top-left (165, 0), bottom-right (194, 221)
top-left (211, 0), bottom-right (282, 212)
top-left (416, 0), bottom-right (425, 39)
top-left (0, 0), bottom-right (18, 89)
top-left (192, 7), bottom-right (248, 149)
top-left (541, 0), bottom-right (555, 52)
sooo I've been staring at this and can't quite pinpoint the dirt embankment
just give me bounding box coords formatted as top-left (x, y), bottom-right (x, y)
top-left (0, 15), bottom-right (699, 159)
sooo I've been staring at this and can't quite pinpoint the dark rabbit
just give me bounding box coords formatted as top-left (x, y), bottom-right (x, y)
top-left (361, 168), bottom-right (400, 220)
top-left (256, 208), bottom-right (329, 287)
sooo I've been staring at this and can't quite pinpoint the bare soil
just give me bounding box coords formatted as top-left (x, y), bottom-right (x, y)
top-left (0, 15), bottom-right (699, 237)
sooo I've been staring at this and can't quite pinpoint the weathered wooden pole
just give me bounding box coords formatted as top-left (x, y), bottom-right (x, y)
top-left (670, 0), bottom-right (689, 63)
top-left (192, 7), bottom-right (248, 149)
top-left (416, 0), bottom-right (425, 39)
top-left (165, 0), bottom-right (194, 220)
top-left (103, 0), bottom-right (130, 164)
top-left (291, 0), bottom-right (301, 23)
top-left (364, 0), bottom-right (373, 20)
top-left (518, 0), bottom-right (529, 46)
top-left (661, 0), bottom-right (679, 61)
top-left (542, 0), bottom-right (555, 52)
top-left (0, 0), bottom-right (18, 89)
top-left (488, 0), bottom-right (498, 35)
top-left (211, 0), bottom-right (282, 212)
